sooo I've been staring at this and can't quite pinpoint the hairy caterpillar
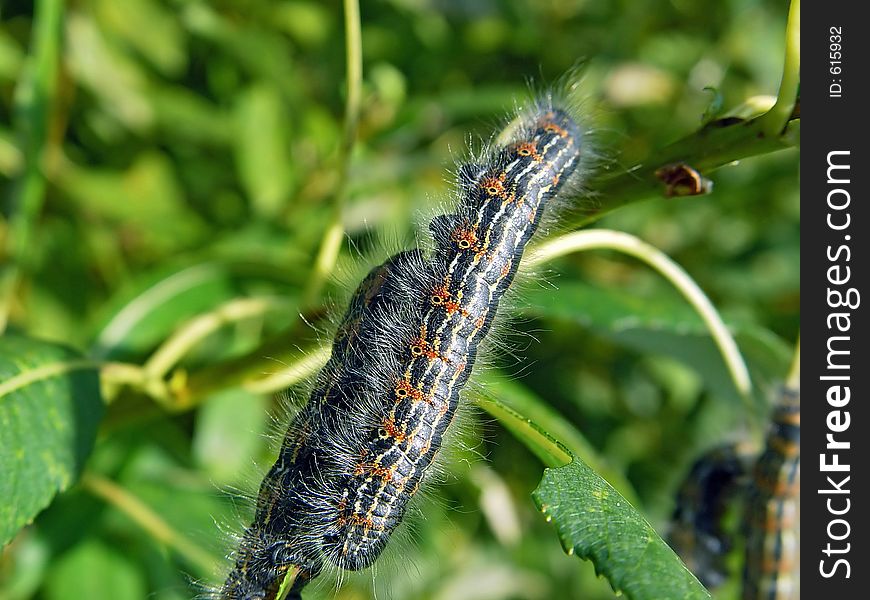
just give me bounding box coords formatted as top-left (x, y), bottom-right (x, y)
top-left (741, 386), bottom-right (800, 600)
top-left (220, 99), bottom-right (585, 599)
top-left (667, 444), bottom-right (751, 589)
top-left (668, 385), bottom-right (800, 600)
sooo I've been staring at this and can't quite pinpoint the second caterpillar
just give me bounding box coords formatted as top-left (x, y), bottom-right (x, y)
top-left (221, 100), bottom-right (585, 599)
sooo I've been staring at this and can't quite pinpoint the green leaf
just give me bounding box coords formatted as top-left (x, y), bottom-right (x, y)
top-left (235, 83), bottom-right (294, 218)
top-left (533, 459), bottom-right (710, 600)
top-left (0, 334), bottom-right (104, 545)
top-left (90, 262), bottom-right (235, 360)
top-left (192, 389), bottom-right (270, 485)
top-left (43, 538), bottom-right (146, 600)
top-left (473, 373), bottom-right (640, 505)
top-left (54, 152), bottom-right (207, 254)
top-left (93, 0), bottom-right (187, 77)
top-left (65, 12), bottom-right (152, 130)
top-left (524, 281), bottom-right (791, 403)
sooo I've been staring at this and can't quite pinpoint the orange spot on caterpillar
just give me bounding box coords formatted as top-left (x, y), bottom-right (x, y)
top-left (431, 285), bottom-right (450, 305)
top-left (354, 462), bottom-right (395, 482)
top-left (371, 465), bottom-right (394, 481)
top-left (513, 141), bottom-right (541, 161)
top-left (761, 556), bottom-right (794, 575)
top-left (500, 259), bottom-right (512, 278)
top-left (542, 122), bottom-right (568, 137)
top-left (770, 436), bottom-right (800, 457)
top-left (410, 334), bottom-right (447, 363)
top-left (380, 417), bottom-right (407, 442)
top-left (410, 325), bottom-right (429, 357)
top-left (480, 173), bottom-right (508, 199)
top-left (443, 299), bottom-right (470, 317)
top-left (452, 226), bottom-right (479, 250)
top-left (394, 380), bottom-right (411, 398)
top-left (395, 379), bottom-right (428, 403)
top-left (346, 514), bottom-right (377, 529)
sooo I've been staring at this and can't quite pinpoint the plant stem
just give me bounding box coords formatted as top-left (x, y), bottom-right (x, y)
top-left (171, 333), bottom-right (329, 411)
top-left (100, 361), bottom-right (171, 405)
top-left (759, 0), bottom-right (801, 137)
top-left (80, 472), bottom-right (220, 575)
top-left (0, 0), bottom-right (63, 332)
top-left (568, 113), bottom-right (799, 229)
top-left (473, 374), bottom-right (640, 505)
top-left (474, 396), bottom-right (572, 468)
top-left (143, 296), bottom-right (294, 380)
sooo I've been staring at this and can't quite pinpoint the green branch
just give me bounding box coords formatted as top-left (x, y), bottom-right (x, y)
top-left (143, 296), bottom-right (294, 380)
top-left (567, 113), bottom-right (799, 229)
top-left (80, 472), bottom-right (220, 575)
top-left (759, 0), bottom-right (801, 137)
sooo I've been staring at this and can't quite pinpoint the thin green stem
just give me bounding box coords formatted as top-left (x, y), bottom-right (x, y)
top-left (242, 345), bottom-right (330, 395)
top-left (759, 0), bottom-right (800, 137)
top-left (100, 361), bottom-right (171, 405)
top-left (275, 569), bottom-right (301, 600)
top-left (0, 354), bottom-right (169, 407)
top-left (171, 334), bottom-right (330, 411)
top-left (302, 0), bottom-right (362, 307)
top-left (143, 296), bottom-right (294, 380)
top-left (80, 472), bottom-right (220, 575)
top-left (340, 0), bottom-right (363, 163)
top-left (528, 229), bottom-right (752, 400)
top-left (1, 0), bottom-right (63, 332)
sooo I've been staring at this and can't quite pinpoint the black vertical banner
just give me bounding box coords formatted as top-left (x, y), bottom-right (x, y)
top-left (803, 0), bottom-right (868, 596)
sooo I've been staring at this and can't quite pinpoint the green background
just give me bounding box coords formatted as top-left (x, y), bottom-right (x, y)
top-left (1, 0), bottom-right (798, 598)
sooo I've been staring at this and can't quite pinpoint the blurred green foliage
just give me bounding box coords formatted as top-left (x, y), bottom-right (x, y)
top-left (1, 0), bottom-right (797, 599)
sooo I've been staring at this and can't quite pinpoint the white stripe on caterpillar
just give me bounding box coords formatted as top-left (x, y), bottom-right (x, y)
top-left (220, 98), bottom-right (587, 600)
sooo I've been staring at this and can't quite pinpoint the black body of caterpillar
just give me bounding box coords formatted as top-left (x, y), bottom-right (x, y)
top-left (667, 445), bottom-right (750, 589)
top-left (668, 385), bottom-right (800, 600)
top-left (742, 386), bottom-right (799, 600)
top-left (220, 106), bottom-right (584, 599)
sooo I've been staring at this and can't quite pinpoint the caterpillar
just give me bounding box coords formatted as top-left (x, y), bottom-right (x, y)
top-left (668, 384), bottom-right (800, 600)
top-left (667, 444), bottom-right (751, 589)
top-left (741, 386), bottom-right (800, 600)
top-left (219, 99), bottom-right (585, 599)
